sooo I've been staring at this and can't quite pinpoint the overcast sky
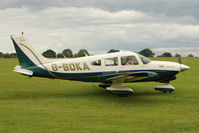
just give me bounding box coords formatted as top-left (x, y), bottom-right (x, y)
top-left (0, 0), bottom-right (199, 56)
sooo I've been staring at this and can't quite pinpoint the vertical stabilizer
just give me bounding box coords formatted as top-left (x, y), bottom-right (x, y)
top-left (11, 35), bottom-right (50, 67)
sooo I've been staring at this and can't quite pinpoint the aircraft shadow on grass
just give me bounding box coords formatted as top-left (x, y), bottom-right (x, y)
top-left (0, 87), bottom-right (174, 104)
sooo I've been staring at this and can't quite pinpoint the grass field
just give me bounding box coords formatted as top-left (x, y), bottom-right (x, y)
top-left (0, 57), bottom-right (199, 133)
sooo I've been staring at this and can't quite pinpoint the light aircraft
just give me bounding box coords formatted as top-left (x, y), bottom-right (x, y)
top-left (11, 34), bottom-right (190, 96)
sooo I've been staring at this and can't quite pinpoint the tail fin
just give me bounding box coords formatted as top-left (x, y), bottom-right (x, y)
top-left (11, 35), bottom-right (50, 68)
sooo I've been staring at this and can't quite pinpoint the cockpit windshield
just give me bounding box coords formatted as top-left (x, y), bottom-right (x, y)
top-left (138, 54), bottom-right (151, 64)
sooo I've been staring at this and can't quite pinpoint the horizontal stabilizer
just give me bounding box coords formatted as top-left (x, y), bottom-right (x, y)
top-left (13, 65), bottom-right (33, 76)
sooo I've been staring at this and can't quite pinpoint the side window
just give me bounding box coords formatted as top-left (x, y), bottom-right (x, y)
top-left (121, 56), bottom-right (139, 65)
top-left (91, 60), bottom-right (101, 66)
top-left (105, 57), bottom-right (118, 66)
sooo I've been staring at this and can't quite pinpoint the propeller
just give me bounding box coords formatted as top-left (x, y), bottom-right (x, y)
top-left (178, 55), bottom-right (182, 71)
top-left (178, 55), bottom-right (190, 72)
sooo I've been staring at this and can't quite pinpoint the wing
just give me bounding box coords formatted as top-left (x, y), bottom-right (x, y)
top-left (106, 71), bottom-right (158, 83)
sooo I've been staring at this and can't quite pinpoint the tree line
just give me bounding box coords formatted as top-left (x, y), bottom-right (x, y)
top-left (0, 48), bottom-right (195, 58)
top-left (0, 52), bottom-right (17, 58)
top-left (138, 48), bottom-right (194, 57)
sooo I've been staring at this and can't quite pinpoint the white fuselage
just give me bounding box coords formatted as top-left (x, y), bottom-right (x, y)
top-left (38, 51), bottom-right (181, 74)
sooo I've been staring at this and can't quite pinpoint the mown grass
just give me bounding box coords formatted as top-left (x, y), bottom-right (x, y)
top-left (0, 58), bottom-right (199, 133)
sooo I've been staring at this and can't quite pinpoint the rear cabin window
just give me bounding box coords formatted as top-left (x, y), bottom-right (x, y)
top-left (105, 57), bottom-right (118, 66)
top-left (121, 56), bottom-right (139, 65)
top-left (91, 60), bottom-right (101, 66)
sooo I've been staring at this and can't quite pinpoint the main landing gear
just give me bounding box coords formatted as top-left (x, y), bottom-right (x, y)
top-left (154, 83), bottom-right (175, 93)
top-left (99, 82), bottom-right (133, 97)
top-left (106, 85), bottom-right (134, 97)
top-left (99, 82), bottom-right (175, 97)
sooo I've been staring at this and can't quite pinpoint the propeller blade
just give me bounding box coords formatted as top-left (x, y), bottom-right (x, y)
top-left (178, 56), bottom-right (182, 64)
top-left (178, 56), bottom-right (182, 71)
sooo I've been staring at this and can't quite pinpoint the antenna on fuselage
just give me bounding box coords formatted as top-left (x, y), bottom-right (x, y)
top-left (83, 51), bottom-right (89, 56)
top-left (61, 53), bottom-right (67, 59)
